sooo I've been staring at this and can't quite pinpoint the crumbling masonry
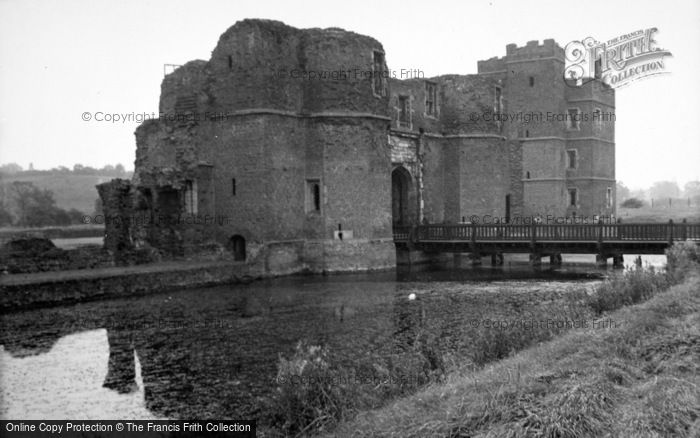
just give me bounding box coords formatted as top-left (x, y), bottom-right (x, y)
top-left (99, 19), bottom-right (615, 273)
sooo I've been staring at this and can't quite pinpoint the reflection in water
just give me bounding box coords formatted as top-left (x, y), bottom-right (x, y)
top-left (2, 258), bottom-right (655, 420)
top-left (392, 294), bottom-right (424, 353)
top-left (103, 329), bottom-right (136, 394)
top-left (0, 329), bottom-right (157, 420)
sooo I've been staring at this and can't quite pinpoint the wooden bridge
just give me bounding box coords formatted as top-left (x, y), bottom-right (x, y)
top-left (393, 220), bottom-right (700, 267)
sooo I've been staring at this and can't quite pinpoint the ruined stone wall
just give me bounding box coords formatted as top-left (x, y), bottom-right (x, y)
top-left (131, 20), bottom-right (395, 272)
top-left (317, 118), bottom-right (392, 240)
top-left (387, 78), bottom-right (442, 133)
top-left (159, 61), bottom-right (211, 117)
top-left (97, 179), bottom-right (134, 263)
top-left (420, 136), bottom-right (446, 223)
top-left (205, 19), bottom-right (390, 117)
top-left (388, 73), bottom-right (509, 223)
top-left (197, 115), bottom-right (307, 243)
top-left (456, 137), bottom-right (511, 220)
top-left (208, 20), bottom-right (303, 113)
top-left (439, 75), bottom-right (502, 135)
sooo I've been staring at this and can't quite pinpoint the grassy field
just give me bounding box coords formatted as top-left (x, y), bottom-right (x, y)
top-left (1, 173), bottom-right (118, 214)
top-left (618, 203), bottom-right (700, 223)
top-left (329, 272), bottom-right (700, 437)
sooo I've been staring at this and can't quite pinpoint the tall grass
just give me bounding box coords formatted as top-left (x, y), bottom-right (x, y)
top-left (265, 337), bottom-right (444, 436)
top-left (265, 242), bottom-right (700, 436)
top-left (334, 269), bottom-right (700, 437)
top-left (588, 241), bottom-right (700, 315)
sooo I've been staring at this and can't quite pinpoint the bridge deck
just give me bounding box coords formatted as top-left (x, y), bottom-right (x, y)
top-left (393, 222), bottom-right (700, 257)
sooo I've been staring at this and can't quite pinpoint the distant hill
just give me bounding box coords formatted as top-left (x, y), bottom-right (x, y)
top-left (0, 172), bottom-right (132, 214)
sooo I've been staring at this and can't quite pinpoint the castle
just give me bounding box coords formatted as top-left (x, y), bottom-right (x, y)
top-left (99, 19), bottom-right (615, 273)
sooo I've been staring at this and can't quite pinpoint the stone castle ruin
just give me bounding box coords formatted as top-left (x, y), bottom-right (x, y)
top-left (99, 19), bottom-right (615, 273)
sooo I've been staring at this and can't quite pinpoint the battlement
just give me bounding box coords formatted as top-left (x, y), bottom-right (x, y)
top-left (478, 39), bottom-right (565, 73)
top-left (505, 39), bottom-right (564, 59)
top-left (477, 57), bottom-right (506, 73)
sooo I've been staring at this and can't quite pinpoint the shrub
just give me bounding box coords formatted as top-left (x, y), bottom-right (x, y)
top-left (621, 197), bottom-right (644, 208)
top-left (267, 336), bottom-right (446, 435)
top-left (267, 342), bottom-right (353, 435)
top-left (666, 240), bottom-right (700, 282)
top-left (588, 266), bottom-right (670, 315)
top-left (587, 240), bottom-right (700, 315)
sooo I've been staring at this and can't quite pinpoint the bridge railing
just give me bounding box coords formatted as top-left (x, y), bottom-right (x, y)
top-left (394, 221), bottom-right (700, 243)
top-left (392, 226), bottom-right (412, 241)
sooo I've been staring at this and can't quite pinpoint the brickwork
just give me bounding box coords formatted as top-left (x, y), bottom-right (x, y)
top-left (110, 22), bottom-right (615, 274)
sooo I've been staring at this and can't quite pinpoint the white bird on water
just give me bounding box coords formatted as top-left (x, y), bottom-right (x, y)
top-left (408, 293), bottom-right (416, 301)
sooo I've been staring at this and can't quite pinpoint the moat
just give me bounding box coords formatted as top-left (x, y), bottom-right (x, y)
top-left (0, 256), bottom-right (664, 421)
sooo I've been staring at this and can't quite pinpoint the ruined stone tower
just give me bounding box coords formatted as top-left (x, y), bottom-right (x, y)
top-left (130, 19), bottom-right (396, 272)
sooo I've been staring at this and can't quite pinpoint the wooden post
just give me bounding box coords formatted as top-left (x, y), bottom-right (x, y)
top-left (613, 254), bottom-right (624, 269)
top-left (597, 219), bottom-right (605, 267)
top-left (529, 221), bottom-right (539, 266)
top-left (682, 218), bottom-right (687, 241)
top-left (617, 217), bottom-right (623, 240)
top-left (470, 221), bottom-right (478, 263)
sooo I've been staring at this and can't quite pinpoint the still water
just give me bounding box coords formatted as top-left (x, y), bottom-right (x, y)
top-left (0, 255), bottom-right (665, 421)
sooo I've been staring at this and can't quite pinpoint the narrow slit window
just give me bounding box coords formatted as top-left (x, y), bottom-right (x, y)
top-left (593, 108), bottom-right (602, 127)
top-left (398, 95), bottom-right (410, 127)
top-left (495, 87), bottom-right (502, 114)
top-left (569, 188), bottom-right (578, 207)
top-left (567, 149), bottom-right (577, 169)
top-left (425, 81), bottom-right (437, 116)
top-left (184, 180), bottom-right (197, 214)
top-left (306, 179), bottom-right (321, 212)
top-left (567, 108), bottom-right (580, 130)
top-left (313, 184), bottom-right (320, 211)
top-left (232, 178), bottom-right (236, 196)
top-left (372, 51), bottom-right (386, 96)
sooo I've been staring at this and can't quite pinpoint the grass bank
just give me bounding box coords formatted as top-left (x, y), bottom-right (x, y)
top-left (330, 252), bottom-right (700, 437)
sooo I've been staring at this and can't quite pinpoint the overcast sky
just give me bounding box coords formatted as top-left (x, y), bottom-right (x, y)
top-left (0, 0), bottom-right (698, 190)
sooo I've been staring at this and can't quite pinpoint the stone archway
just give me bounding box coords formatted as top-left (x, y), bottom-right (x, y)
top-left (392, 167), bottom-right (414, 227)
top-left (228, 235), bottom-right (246, 261)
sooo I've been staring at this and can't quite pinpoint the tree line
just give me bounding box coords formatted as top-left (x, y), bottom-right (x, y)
top-left (0, 162), bottom-right (131, 177)
top-left (0, 182), bottom-right (90, 228)
top-left (617, 180), bottom-right (700, 208)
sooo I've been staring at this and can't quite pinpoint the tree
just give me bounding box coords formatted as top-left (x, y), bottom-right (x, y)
top-left (9, 181), bottom-right (73, 227)
top-left (115, 163), bottom-right (126, 177)
top-left (621, 198), bottom-right (644, 208)
top-left (684, 181), bottom-right (700, 200)
top-left (0, 185), bottom-right (13, 226)
top-left (616, 181), bottom-right (630, 203)
top-left (649, 181), bottom-right (681, 200)
top-left (101, 164), bottom-right (115, 174)
top-left (0, 163), bottom-right (23, 174)
top-left (9, 182), bottom-right (36, 226)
